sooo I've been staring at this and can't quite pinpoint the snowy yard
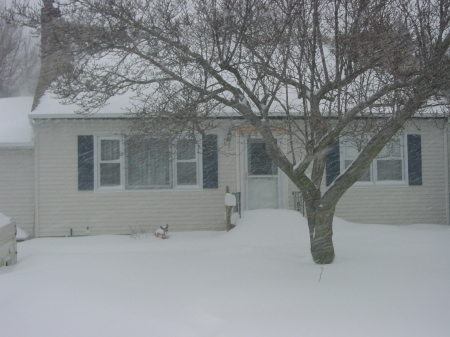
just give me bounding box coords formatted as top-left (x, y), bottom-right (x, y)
top-left (1, 209), bottom-right (449, 337)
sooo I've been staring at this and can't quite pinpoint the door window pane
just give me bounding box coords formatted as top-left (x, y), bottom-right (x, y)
top-left (248, 140), bottom-right (277, 175)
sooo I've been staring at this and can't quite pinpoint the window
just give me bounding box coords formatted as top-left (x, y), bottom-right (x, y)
top-left (375, 138), bottom-right (403, 181)
top-left (342, 136), bottom-right (405, 184)
top-left (126, 138), bottom-right (172, 189)
top-left (175, 138), bottom-right (200, 187)
top-left (95, 135), bottom-right (202, 190)
top-left (247, 139), bottom-right (278, 175)
top-left (98, 137), bottom-right (123, 188)
top-left (342, 140), bottom-right (371, 182)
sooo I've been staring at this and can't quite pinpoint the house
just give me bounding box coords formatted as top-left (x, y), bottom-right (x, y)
top-left (1, 91), bottom-right (449, 238)
top-left (1, 2), bottom-right (449, 238)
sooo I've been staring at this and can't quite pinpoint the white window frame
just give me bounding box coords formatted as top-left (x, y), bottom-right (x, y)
top-left (341, 135), bottom-right (407, 186)
top-left (173, 134), bottom-right (203, 190)
top-left (243, 135), bottom-right (282, 210)
top-left (94, 133), bottom-right (202, 191)
top-left (95, 135), bottom-right (125, 191)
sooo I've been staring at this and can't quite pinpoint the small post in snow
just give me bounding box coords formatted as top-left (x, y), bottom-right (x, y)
top-left (225, 185), bottom-right (236, 232)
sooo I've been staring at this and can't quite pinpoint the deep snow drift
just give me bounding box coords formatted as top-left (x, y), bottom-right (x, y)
top-left (1, 209), bottom-right (449, 337)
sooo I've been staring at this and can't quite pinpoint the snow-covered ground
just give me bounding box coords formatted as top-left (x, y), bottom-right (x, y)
top-left (1, 209), bottom-right (449, 337)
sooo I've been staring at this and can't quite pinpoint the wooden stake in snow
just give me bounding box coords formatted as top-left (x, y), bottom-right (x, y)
top-left (225, 186), bottom-right (236, 232)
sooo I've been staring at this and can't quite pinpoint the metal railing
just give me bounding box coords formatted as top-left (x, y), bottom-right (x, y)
top-left (232, 192), bottom-right (241, 218)
top-left (292, 191), bottom-right (305, 216)
top-left (0, 218), bottom-right (17, 267)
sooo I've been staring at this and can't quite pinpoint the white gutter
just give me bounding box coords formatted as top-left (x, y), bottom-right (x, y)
top-left (445, 123), bottom-right (449, 226)
top-left (29, 113), bottom-right (133, 120)
top-left (29, 113), bottom-right (446, 120)
top-left (0, 142), bottom-right (34, 149)
top-left (236, 132), bottom-right (241, 195)
top-left (29, 112), bottom-right (243, 120)
top-left (33, 119), bottom-right (40, 238)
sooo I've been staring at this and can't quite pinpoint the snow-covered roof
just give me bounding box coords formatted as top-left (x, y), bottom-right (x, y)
top-left (29, 56), bottom-right (448, 121)
top-left (0, 213), bottom-right (13, 229)
top-left (30, 91), bottom-right (136, 119)
top-left (0, 96), bottom-right (34, 146)
top-left (30, 92), bottom-right (447, 121)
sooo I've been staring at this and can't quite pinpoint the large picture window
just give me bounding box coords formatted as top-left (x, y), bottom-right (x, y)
top-left (95, 135), bottom-right (201, 190)
top-left (126, 138), bottom-right (172, 189)
top-left (342, 136), bottom-right (405, 184)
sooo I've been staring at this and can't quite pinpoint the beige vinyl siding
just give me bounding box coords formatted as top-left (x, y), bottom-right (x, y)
top-left (33, 116), bottom-right (448, 234)
top-left (335, 120), bottom-right (447, 225)
top-left (34, 119), bottom-right (236, 237)
top-left (286, 119), bottom-right (448, 225)
top-left (0, 148), bottom-right (35, 236)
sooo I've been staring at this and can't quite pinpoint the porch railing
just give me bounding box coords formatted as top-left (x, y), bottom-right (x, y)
top-left (232, 192), bottom-right (241, 218)
top-left (292, 191), bottom-right (305, 216)
top-left (0, 216), bottom-right (17, 267)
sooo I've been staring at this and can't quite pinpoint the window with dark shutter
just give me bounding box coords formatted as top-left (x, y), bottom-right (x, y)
top-left (407, 134), bottom-right (422, 186)
top-left (202, 134), bottom-right (218, 188)
top-left (326, 141), bottom-right (340, 186)
top-left (78, 135), bottom-right (94, 190)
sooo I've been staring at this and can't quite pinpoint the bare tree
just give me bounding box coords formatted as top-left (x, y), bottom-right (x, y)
top-left (0, 8), bottom-right (39, 98)
top-left (4, 0), bottom-right (450, 264)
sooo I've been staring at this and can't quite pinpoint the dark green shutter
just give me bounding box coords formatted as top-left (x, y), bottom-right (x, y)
top-left (78, 135), bottom-right (94, 190)
top-left (407, 134), bottom-right (422, 186)
top-left (202, 134), bottom-right (218, 188)
top-left (326, 141), bottom-right (340, 186)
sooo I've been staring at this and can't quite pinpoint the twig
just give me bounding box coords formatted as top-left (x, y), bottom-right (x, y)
top-left (318, 264), bottom-right (324, 282)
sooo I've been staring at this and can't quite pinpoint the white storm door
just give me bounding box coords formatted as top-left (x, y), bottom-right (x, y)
top-left (245, 138), bottom-right (280, 210)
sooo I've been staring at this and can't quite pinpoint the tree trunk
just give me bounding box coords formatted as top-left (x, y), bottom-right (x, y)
top-left (306, 204), bottom-right (335, 264)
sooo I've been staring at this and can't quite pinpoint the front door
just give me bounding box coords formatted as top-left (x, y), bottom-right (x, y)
top-left (245, 138), bottom-right (280, 210)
